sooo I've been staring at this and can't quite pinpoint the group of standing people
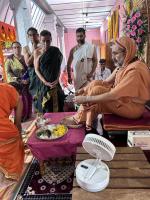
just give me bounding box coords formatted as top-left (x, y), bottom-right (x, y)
top-left (5, 27), bottom-right (65, 121)
top-left (4, 27), bottom-right (107, 121)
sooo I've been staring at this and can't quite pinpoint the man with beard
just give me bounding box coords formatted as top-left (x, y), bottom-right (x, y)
top-left (67, 28), bottom-right (97, 90)
top-left (33, 30), bottom-right (64, 113)
top-left (62, 36), bottom-right (150, 132)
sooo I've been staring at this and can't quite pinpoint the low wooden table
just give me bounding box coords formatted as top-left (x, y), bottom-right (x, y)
top-left (72, 147), bottom-right (150, 200)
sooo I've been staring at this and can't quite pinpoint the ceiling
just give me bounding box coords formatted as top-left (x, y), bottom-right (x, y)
top-left (46, 0), bottom-right (116, 29)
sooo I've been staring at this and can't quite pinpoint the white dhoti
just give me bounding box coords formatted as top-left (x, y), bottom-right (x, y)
top-left (72, 42), bottom-right (95, 90)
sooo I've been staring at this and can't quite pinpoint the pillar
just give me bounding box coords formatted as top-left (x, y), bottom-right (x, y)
top-left (43, 14), bottom-right (58, 46)
top-left (57, 26), bottom-right (67, 70)
top-left (9, 0), bottom-right (32, 46)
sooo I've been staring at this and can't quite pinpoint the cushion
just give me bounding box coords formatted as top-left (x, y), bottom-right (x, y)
top-left (103, 109), bottom-right (150, 131)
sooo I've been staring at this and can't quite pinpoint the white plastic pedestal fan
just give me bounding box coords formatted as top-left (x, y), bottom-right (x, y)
top-left (76, 134), bottom-right (116, 192)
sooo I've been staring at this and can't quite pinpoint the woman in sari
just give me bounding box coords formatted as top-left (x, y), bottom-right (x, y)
top-left (5, 41), bottom-right (32, 121)
top-left (0, 83), bottom-right (24, 199)
top-left (63, 37), bottom-right (150, 132)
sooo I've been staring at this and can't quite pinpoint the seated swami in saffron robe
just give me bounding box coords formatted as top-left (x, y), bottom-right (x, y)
top-left (63, 37), bottom-right (150, 131)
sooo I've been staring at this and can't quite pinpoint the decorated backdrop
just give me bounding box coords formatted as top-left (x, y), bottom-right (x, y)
top-left (124, 0), bottom-right (148, 58)
top-left (0, 22), bottom-right (16, 81)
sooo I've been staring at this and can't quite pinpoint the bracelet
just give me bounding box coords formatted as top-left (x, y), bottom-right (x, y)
top-left (86, 96), bottom-right (91, 103)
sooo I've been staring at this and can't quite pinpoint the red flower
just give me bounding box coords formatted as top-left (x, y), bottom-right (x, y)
top-left (137, 19), bottom-right (143, 26)
top-left (131, 16), bottom-right (136, 23)
top-left (132, 25), bottom-right (137, 31)
top-left (136, 37), bottom-right (142, 43)
top-left (138, 29), bottom-right (144, 35)
top-left (131, 31), bottom-right (136, 37)
top-left (134, 12), bottom-right (141, 18)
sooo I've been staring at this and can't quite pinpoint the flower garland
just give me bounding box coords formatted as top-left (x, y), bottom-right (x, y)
top-left (125, 9), bottom-right (148, 56)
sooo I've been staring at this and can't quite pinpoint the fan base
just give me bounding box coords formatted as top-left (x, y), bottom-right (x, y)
top-left (76, 159), bottom-right (110, 192)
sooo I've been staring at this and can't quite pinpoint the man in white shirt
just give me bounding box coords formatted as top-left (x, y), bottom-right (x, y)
top-left (94, 59), bottom-right (111, 80)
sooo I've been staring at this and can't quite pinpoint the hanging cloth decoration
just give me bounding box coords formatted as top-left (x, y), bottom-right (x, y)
top-left (108, 6), bottom-right (119, 42)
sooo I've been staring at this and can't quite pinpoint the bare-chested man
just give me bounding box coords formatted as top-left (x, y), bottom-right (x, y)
top-left (67, 28), bottom-right (98, 90)
top-left (33, 30), bottom-right (64, 113)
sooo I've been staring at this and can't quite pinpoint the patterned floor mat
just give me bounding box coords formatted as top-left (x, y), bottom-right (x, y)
top-left (15, 156), bottom-right (75, 200)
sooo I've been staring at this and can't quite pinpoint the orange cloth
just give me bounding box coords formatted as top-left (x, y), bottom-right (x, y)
top-left (60, 71), bottom-right (68, 87)
top-left (111, 60), bottom-right (150, 101)
top-left (74, 79), bottom-right (146, 127)
top-left (74, 37), bottom-right (150, 127)
top-left (111, 37), bottom-right (150, 102)
top-left (0, 83), bottom-right (24, 180)
top-left (116, 36), bottom-right (137, 68)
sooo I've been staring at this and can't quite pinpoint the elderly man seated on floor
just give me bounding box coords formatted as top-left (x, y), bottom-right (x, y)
top-left (62, 36), bottom-right (150, 132)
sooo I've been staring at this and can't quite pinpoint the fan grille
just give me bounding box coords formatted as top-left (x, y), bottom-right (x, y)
top-left (83, 134), bottom-right (116, 161)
